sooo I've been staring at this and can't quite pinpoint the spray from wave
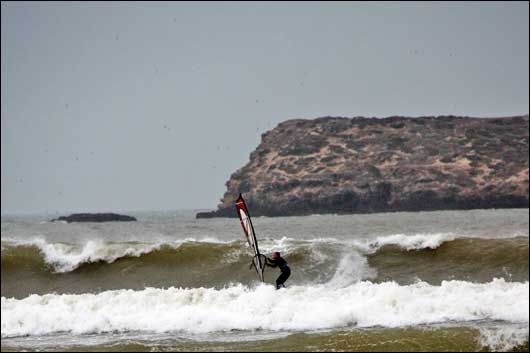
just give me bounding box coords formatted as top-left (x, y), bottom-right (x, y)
top-left (478, 325), bottom-right (530, 352)
top-left (1, 237), bottom-right (233, 272)
top-left (2, 234), bottom-right (528, 300)
top-left (2, 278), bottom-right (527, 337)
top-left (0, 233), bottom-right (461, 272)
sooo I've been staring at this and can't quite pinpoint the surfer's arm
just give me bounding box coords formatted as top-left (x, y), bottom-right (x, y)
top-left (265, 257), bottom-right (277, 268)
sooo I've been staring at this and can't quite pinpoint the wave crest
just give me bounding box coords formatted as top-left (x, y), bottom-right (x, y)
top-left (2, 278), bottom-right (528, 337)
top-left (1, 237), bottom-right (232, 272)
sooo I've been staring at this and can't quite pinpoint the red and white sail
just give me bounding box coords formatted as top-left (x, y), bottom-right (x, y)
top-left (235, 194), bottom-right (265, 282)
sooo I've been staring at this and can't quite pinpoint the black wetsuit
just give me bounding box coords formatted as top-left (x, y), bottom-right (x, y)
top-left (266, 256), bottom-right (291, 289)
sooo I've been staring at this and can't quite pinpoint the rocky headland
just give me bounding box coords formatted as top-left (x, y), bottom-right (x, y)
top-left (197, 115), bottom-right (529, 218)
top-left (51, 213), bottom-right (137, 223)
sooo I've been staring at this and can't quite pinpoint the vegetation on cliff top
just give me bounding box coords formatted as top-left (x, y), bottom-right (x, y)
top-left (197, 115), bottom-right (529, 218)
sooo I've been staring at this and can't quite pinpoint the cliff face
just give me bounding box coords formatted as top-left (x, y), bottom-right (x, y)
top-left (197, 115), bottom-right (529, 218)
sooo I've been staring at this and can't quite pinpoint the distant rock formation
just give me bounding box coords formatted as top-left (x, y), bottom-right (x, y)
top-left (51, 213), bottom-right (137, 223)
top-left (197, 115), bottom-right (529, 218)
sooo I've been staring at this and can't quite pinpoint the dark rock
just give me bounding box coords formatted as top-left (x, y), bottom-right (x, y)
top-left (51, 213), bottom-right (137, 223)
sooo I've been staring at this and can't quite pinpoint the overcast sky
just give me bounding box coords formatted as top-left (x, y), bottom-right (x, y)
top-left (2, 1), bottom-right (528, 215)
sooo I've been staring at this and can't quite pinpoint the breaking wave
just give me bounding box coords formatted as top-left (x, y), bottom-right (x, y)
top-left (0, 233), bottom-right (507, 273)
top-left (2, 278), bottom-right (528, 337)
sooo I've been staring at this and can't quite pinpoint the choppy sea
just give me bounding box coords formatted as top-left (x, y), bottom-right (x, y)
top-left (1, 208), bottom-right (528, 351)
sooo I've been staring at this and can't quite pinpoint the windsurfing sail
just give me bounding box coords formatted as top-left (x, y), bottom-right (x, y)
top-left (235, 193), bottom-right (265, 282)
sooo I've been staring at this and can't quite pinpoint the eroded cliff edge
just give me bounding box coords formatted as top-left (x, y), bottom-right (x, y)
top-left (197, 115), bottom-right (529, 218)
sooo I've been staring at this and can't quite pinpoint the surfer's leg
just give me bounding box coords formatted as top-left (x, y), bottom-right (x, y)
top-left (275, 269), bottom-right (291, 289)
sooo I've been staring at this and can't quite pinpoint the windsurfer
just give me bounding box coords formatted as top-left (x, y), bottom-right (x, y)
top-left (265, 251), bottom-right (291, 289)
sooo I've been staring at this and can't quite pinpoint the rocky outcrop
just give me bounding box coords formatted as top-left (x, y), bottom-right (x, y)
top-left (197, 115), bottom-right (529, 218)
top-left (51, 213), bottom-right (137, 223)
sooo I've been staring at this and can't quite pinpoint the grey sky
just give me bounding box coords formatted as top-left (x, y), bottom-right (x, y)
top-left (2, 1), bottom-right (528, 215)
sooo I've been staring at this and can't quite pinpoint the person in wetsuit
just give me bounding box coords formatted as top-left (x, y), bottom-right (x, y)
top-left (265, 251), bottom-right (291, 289)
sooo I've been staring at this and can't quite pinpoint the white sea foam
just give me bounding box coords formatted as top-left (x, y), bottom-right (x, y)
top-left (363, 233), bottom-right (457, 252)
top-left (182, 237), bottom-right (235, 244)
top-left (2, 278), bottom-right (527, 337)
top-left (478, 325), bottom-right (529, 351)
top-left (259, 233), bottom-right (459, 254)
top-left (0, 232), bottom-right (522, 273)
top-left (27, 238), bottom-right (164, 272)
top-left (258, 233), bottom-right (458, 255)
top-left (258, 236), bottom-right (299, 253)
top-left (2, 237), bottom-right (233, 272)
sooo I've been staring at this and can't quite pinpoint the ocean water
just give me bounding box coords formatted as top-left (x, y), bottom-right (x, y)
top-left (1, 208), bottom-right (528, 352)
